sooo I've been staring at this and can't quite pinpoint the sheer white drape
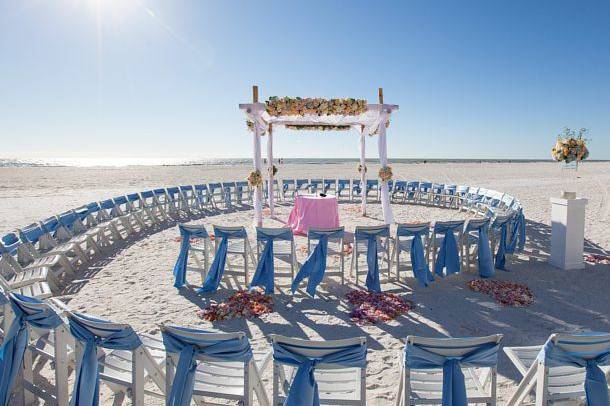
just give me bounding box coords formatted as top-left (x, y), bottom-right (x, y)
top-left (267, 126), bottom-right (274, 216)
top-left (252, 127), bottom-right (263, 226)
top-left (377, 111), bottom-right (393, 224)
top-left (358, 128), bottom-right (367, 215)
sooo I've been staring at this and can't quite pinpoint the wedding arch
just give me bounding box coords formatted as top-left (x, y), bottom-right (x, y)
top-left (240, 86), bottom-right (399, 227)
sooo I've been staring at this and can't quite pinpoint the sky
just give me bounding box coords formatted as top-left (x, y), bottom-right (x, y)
top-left (0, 0), bottom-right (609, 161)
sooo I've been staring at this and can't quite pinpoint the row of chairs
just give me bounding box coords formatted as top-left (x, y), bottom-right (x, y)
top-left (178, 211), bottom-right (520, 294)
top-left (1, 291), bottom-right (607, 405)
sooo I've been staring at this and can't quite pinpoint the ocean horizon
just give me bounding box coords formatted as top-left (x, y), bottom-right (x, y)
top-left (2, 157), bottom-right (606, 168)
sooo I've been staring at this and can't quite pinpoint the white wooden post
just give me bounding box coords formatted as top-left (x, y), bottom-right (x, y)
top-left (550, 196), bottom-right (587, 270)
top-left (267, 125), bottom-right (274, 216)
top-left (251, 86), bottom-right (263, 227)
top-left (377, 109), bottom-right (394, 224)
top-left (359, 129), bottom-right (367, 215)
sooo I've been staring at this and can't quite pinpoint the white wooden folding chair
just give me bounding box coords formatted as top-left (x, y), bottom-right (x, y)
top-left (365, 179), bottom-right (380, 202)
top-left (235, 181), bottom-right (253, 205)
top-left (323, 178), bottom-right (338, 195)
top-left (178, 185), bottom-right (197, 215)
top-left (55, 210), bottom-right (103, 259)
top-left (125, 193), bottom-right (158, 228)
top-left (307, 227), bottom-right (346, 285)
top-left (337, 179), bottom-right (352, 201)
top-left (271, 334), bottom-right (367, 405)
top-left (140, 190), bottom-right (171, 223)
top-left (14, 225), bottom-right (78, 277)
top-left (396, 334), bottom-right (502, 406)
top-left (194, 184), bottom-right (214, 211)
top-left (417, 182), bottom-right (433, 205)
top-left (214, 225), bottom-right (257, 287)
top-left (351, 225), bottom-right (391, 287)
top-left (505, 332), bottom-right (610, 406)
top-left (255, 227), bottom-right (298, 291)
top-left (162, 325), bottom-right (270, 406)
top-left (208, 183), bottom-right (224, 208)
top-left (38, 216), bottom-right (90, 266)
top-left (281, 179), bottom-right (296, 201)
top-left (393, 223), bottom-right (431, 282)
top-left (430, 220), bottom-right (465, 275)
top-left (295, 179), bottom-right (310, 196)
top-left (462, 218), bottom-right (491, 273)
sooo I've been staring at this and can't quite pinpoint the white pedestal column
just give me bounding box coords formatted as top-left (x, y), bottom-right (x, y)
top-left (550, 197), bottom-right (587, 270)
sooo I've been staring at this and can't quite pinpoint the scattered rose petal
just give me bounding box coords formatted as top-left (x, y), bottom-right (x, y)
top-left (197, 289), bottom-right (273, 322)
top-left (345, 290), bottom-right (411, 325)
top-left (467, 279), bottom-right (534, 307)
top-left (584, 254), bottom-right (610, 265)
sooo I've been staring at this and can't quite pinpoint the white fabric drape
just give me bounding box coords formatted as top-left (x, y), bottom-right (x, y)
top-left (253, 127), bottom-right (263, 226)
top-left (267, 126), bottom-right (274, 216)
top-left (358, 128), bottom-right (367, 215)
top-left (377, 111), bottom-right (393, 224)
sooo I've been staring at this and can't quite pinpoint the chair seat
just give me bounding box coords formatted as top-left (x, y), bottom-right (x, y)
top-left (408, 368), bottom-right (491, 402)
top-left (13, 281), bottom-right (53, 299)
top-left (7, 266), bottom-right (48, 288)
top-left (192, 350), bottom-right (270, 397)
top-left (227, 239), bottom-right (247, 254)
top-left (397, 239), bottom-right (412, 252)
top-left (283, 366), bottom-right (362, 401)
top-left (355, 240), bottom-right (388, 254)
top-left (504, 345), bottom-right (610, 402)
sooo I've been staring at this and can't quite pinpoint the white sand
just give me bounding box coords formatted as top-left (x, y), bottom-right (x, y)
top-left (1, 162), bottom-right (609, 405)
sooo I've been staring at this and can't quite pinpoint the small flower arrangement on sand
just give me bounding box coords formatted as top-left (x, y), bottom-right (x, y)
top-left (346, 290), bottom-right (412, 324)
top-left (551, 128), bottom-right (589, 164)
top-left (379, 166), bottom-right (393, 182)
top-left (247, 170), bottom-right (263, 187)
top-left (197, 289), bottom-right (274, 322)
top-left (467, 279), bottom-right (534, 307)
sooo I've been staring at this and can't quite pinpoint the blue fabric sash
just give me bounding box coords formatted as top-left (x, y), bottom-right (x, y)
top-left (273, 340), bottom-right (367, 406)
top-left (507, 210), bottom-right (526, 254)
top-left (198, 227), bottom-right (247, 293)
top-left (162, 326), bottom-right (253, 406)
top-left (250, 228), bottom-right (293, 294)
top-left (0, 294), bottom-right (62, 406)
top-left (473, 223), bottom-right (494, 278)
top-left (69, 312), bottom-right (142, 406)
top-left (494, 220), bottom-right (509, 270)
top-left (405, 340), bottom-right (500, 406)
top-left (433, 223), bottom-right (462, 277)
top-left (537, 334), bottom-right (610, 406)
top-left (291, 229), bottom-right (344, 296)
top-left (355, 227), bottom-right (389, 292)
top-left (398, 225), bottom-right (434, 287)
top-left (173, 224), bottom-right (210, 288)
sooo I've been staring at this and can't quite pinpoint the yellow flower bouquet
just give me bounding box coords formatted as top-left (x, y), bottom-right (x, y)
top-left (247, 170), bottom-right (263, 187)
top-left (551, 128), bottom-right (589, 164)
top-left (379, 166), bottom-right (393, 182)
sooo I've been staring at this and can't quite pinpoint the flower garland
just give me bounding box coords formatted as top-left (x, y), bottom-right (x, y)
top-left (551, 128), bottom-right (589, 163)
top-left (357, 164), bottom-right (367, 173)
top-left (266, 97), bottom-right (367, 117)
top-left (379, 165), bottom-right (393, 182)
top-left (467, 279), bottom-right (534, 307)
top-left (346, 290), bottom-right (412, 324)
top-left (197, 289), bottom-right (274, 322)
top-left (284, 124), bottom-right (351, 131)
top-left (247, 170), bottom-right (263, 187)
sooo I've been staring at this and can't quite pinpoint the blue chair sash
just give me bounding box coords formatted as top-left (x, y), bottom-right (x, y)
top-left (173, 224), bottom-right (210, 288)
top-left (69, 312), bottom-right (142, 406)
top-left (433, 223), bottom-right (461, 277)
top-left (472, 223), bottom-right (494, 278)
top-left (537, 334), bottom-right (610, 406)
top-left (198, 227), bottom-right (247, 293)
top-left (405, 340), bottom-right (500, 406)
top-left (0, 294), bottom-right (62, 406)
top-left (398, 226), bottom-right (434, 287)
top-left (292, 229), bottom-right (344, 296)
top-left (250, 228), bottom-right (293, 294)
top-left (355, 227), bottom-right (389, 292)
top-left (507, 210), bottom-right (526, 254)
top-left (273, 340), bottom-right (366, 406)
top-left (494, 220), bottom-right (509, 270)
top-left (162, 326), bottom-right (253, 406)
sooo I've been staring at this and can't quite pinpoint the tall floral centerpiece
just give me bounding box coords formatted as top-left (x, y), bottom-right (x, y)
top-left (551, 127), bottom-right (590, 198)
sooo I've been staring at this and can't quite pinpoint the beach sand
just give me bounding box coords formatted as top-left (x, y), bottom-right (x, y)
top-left (1, 161), bottom-right (609, 405)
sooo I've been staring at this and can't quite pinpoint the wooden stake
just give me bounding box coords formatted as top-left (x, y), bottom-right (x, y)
top-left (253, 85), bottom-right (259, 103)
top-left (378, 87), bottom-right (384, 104)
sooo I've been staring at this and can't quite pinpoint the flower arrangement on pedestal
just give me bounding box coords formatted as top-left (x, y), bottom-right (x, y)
top-left (357, 164), bottom-right (367, 173)
top-left (379, 166), bottom-right (393, 182)
top-left (551, 128), bottom-right (589, 164)
top-left (247, 170), bottom-right (263, 187)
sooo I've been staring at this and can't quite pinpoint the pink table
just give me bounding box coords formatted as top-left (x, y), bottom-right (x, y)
top-left (287, 194), bottom-right (340, 235)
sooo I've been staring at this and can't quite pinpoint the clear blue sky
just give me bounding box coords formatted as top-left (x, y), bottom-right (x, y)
top-left (1, 0), bottom-right (609, 160)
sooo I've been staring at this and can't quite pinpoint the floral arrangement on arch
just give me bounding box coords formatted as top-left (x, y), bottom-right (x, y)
top-left (379, 166), bottom-right (393, 182)
top-left (357, 164), bottom-right (367, 173)
top-left (284, 124), bottom-right (351, 131)
top-left (551, 128), bottom-right (589, 164)
top-left (266, 97), bottom-right (367, 117)
top-left (268, 164), bottom-right (278, 176)
top-left (247, 170), bottom-right (263, 187)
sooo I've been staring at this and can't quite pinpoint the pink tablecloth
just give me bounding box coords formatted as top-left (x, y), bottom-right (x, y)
top-left (287, 195), bottom-right (340, 235)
